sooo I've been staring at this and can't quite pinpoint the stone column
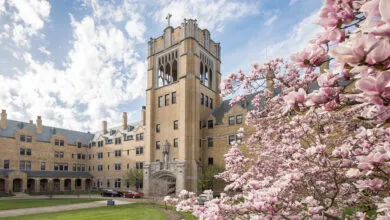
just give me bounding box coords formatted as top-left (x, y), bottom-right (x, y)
top-left (175, 161), bottom-right (186, 195)
top-left (35, 178), bottom-right (40, 193)
top-left (5, 178), bottom-right (10, 194)
top-left (60, 179), bottom-right (65, 192)
top-left (143, 164), bottom-right (150, 196)
top-left (48, 179), bottom-right (53, 192)
top-left (81, 178), bottom-right (86, 191)
top-left (70, 179), bottom-right (75, 191)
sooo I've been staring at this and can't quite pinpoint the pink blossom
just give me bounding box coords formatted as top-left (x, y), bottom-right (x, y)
top-left (317, 71), bottom-right (340, 87)
top-left (379, 0), bottom-right (390, 25)
top-left (310, 28), bottom-right (345, 45)
top-left (355, 178), bottom-right (386, 191)
top-left (291, 45), bottom-right (328, 68)
top-left (283, 88), bottom-right (307, 107)
top-left (356, 71), bottom-right (390, 103)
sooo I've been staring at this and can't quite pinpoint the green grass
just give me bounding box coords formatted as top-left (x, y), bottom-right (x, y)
top-left (180, 211), bottom-right (198, 220)
top-left (2, 203), bottom-right (166, 220)
top-left (0, 194), bottom-right (14, 198)
top-left (28, 190), bottom-right (102, 196)
top-left (0, 198), bottom-right (101, 210)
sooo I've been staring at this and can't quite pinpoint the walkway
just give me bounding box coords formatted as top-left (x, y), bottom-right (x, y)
top-left (0, 200), bottom-right (132, 218)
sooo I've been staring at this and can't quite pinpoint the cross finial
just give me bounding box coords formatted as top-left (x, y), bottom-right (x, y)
top-left (165, 13), bottom-right (172, 27)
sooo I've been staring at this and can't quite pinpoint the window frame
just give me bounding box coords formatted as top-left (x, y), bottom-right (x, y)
top-left (156, 141), bottom-right (160, 150)
top-left (172, 92), bottom-right (176, 104)
top-left (158, 96), bottom-right (163, 108)
top-left (228, 116), bottom-right (235, 125)
top-left (165, 94), bottom-right (170, 106)
top-left (156, 124), bottom-right (160, 133)
top-left (174, 120), bottom-right (178, 130)
top-left (208, 137), bottom-right (213, 147)
top-left (173, 138), bottom-right (178, 148)
top-left (236, 114), bottom-right (243, 124)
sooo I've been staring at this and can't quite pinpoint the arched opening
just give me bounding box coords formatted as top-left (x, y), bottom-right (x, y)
top-left (165, 63), bottom-right (171, 84)
top-left (172, 60), bottom-right (178, 82)
top-left (13, 178), bottom-right (23, 192)
top-left (27, 179), bottom-right (35, 193)
top-left (64, 179), bottom-right (71, 191)
top-left (150, 171), bottom-right (176, 196)
top-left (40, 179), bottom-right (48, 192)
top-left (75, 179), bottom-right (82, 190)
top-left (86, 179), bottom-right (92, 190)
top-left (204, 66), bottom-right (209, 86)
top-left (53, 179), bottom-right (60, 192)
top-left (158, 65), bottom-right (164, 87)
top-left (200, 62), bottom-right (204, 84)
top-left (0, 179), bottom-right (6, 193)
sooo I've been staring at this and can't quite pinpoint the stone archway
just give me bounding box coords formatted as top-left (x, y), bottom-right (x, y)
top-left (53, 179), bottom-right (60, 192)
top-left (64, 179), bottom-right (71, 191)
top-left (40, 179), bottom-right (49, 192)
top-left (75, 179), bottom-right (82, 190)
top-left (0, 179), bottom-right (6, 193)
top-left (27, 179), bottom-right (36, 193)
top-left (150, 171), bottom-right (176, 196)
top-left (85, 179), bottom-right (92, 190)
top-left (13, 178), bottom-right (23, 192)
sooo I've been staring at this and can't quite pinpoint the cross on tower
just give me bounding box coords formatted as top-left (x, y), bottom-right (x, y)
top-left (165, 13), bottom-right (172, 27)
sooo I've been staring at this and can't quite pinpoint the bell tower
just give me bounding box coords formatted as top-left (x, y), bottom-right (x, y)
top-left (143, 17), bottom-right (222, 195)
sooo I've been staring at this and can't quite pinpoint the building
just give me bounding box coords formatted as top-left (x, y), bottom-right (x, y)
top-left (0, 19), bottom-right (251, 195)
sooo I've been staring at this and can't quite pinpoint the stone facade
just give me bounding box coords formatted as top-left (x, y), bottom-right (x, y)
top-left (0, 19), bottom-right (251, 195)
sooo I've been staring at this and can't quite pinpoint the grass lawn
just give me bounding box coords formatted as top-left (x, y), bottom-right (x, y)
top-left (2, 203), bottom-right (166, 220)
top-left (0, 198), bottom-right (101, 210)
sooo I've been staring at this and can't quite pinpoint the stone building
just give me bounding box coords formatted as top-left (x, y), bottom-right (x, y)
top-left (0, 19), bottom-right (251, 195)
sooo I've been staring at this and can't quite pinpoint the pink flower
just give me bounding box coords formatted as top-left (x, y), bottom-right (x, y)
top-left (317, 71), bottom-right (340, 87)
top-left (355, 178), bottom-right (386, 191)
top-left (291, 45), bottom-right (328, 68)
top-left (310, 28), bottom-right (345, 45)
top-left (379, 0), bottom-right (390, 25)
top-left (283, 88), bottom-right (307, 107)
top-left (356, 71), bottom-right (390, 101)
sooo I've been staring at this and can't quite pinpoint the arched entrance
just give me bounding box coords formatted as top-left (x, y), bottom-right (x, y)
top-left (85, 179), bottom-right (92, 190)
top-left (53, 179), bottom-right (60, 192)
top-left (75, 179), bottom-right (81, 190)
top-left (64, 179), bottom-right (71, 191)
top-left (27, 179), bottom-right (35, 193)
top-left (40, 179), bottom-right (48, 192)
top-left (0, 179), bottom-right (5, 193)
top-left (13, 178), bottom-right (23, 192)
top-left (150, 171), bottom-right (176, 196)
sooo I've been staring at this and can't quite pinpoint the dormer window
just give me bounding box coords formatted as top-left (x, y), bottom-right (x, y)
top-left (126, 135), bottom-right (133, 141)
top-left (55, 139), bottom-right (65, 146)
top-left (97, 141), bottom-right (103, 147)
top-left (110, 130), bottom-right (116, 135)
top-left (77, 142), bottom-right (82, 148)
top-left (20, 135), bottom-right (32, 143)
top-left (115, 137), bottom-right (122, 145)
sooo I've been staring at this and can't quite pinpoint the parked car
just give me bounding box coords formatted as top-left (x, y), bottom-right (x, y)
top-left (124, 191), bottom-right (144, 198)
top-left (197, 193), bottom-right (213, 205)
top-left (101, 189), bottom-right (123, 197)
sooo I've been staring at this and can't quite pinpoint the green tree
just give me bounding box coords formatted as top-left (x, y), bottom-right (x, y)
top-left (198, 165), bottom-right (224, 192)
top-left (123, 168), bottom-right (143, 191)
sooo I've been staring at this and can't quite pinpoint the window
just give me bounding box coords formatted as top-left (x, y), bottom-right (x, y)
top-left (136, 147), bottom-right (144, 155)
top-left (127, 150), bottom-right (129, 155)
top-left (77, 153), bottom-right (81, 160)
top-left (82, 154), bottom-right (86, 160)
top-left (174, 120), bottom-right (178, 130)
top-left (77, 142), bottom-right (82, 148)
top-left (127, 163), bottom-right (130, 169)
top-left (156, 141), bottom-right (160, 150)
top-left (208, 137), bottom-right (213, 147)
top-left (20, 148), bottom-right (25, 155)
top-left (115, 163), bottom-right (121, 171)
top-left (4, 160), bottom-right (10, 169)
top-left (115, 137), bottom-right (122, 145)
top-left (97, 152), bottom-right (103, 159)
top-left (92, 141), bottom-right (96, 147)
top-left (208, 157), bottom-right (214, 165)
top-left (55, 151), bottom-right (64, 158)
top-left (210, 98), bottom-right (213, 109)
top-left (140, 133), bottom-right (144, 140)
top-left (108, 165), bottom-right (110, 170)
top-left (172, 92), bottom-right (176, 104)
top-left (26, 148), bottom-right (31, 156)
top-left (236, 114), bottom-right (243, 124)
top-left (208, 120), bottom-right (213, 129)
top-left (201, 93), bottom-right (204, 105)
top-left (54, 139), bottom-right (64, 146)
top-left (165, 94), bottom-right (170, 106)
top-left (205, 96), bottom-right (209, 107)
top-left (54, 163), bottom-right (68, 171)
top-left (156, 124), bottom-right (160, 133)
top-left (228, 135), bottom-right (236, 146)
top-left (115, 178), bottom-right (121, 188)
top-left (97, 141), bottom-right (103, 147)
top-left (174, 138), bottom-right (178, 148)
top-left (88, 154), bottom-right (91, 160)
top-left (107, 179), bottom-right (110, 188)
top-left (97, 164), bottom-right (103, 171)
top-left (98, 179), bottom-right (103, 188)
top-left (158, 96), bottom-right (163, 107)
top-left (229, 116), bottom-right (235, 125)
top-left (136, 162), bottom-right (144, 169)
top-left (108, 152), bottom-right (110, 157)
top-left (115, 150), bottom-right (121, 157)
top-left (106, 139), bottom-right (113, 144)
top-left (20, 148), bottom-right (31, 156)
top-left (20, 135), bottom-right (32, 143)
top-left (236, 134), bottom-right (243, 143)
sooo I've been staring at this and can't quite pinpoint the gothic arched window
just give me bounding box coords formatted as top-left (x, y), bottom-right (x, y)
top-left (172, 60), bottom-right (178, 82)
top-left (158, 66), bottom-right (164, 87)
top-left (165, 63), bottom-right (171, 84)
top-left (200, 62), bottom-right (204, 83)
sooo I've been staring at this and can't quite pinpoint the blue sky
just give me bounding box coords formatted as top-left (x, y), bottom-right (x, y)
top-left (0, 0), bottom-right (322, 131)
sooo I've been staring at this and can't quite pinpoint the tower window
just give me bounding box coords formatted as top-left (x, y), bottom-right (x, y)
top-left (208, 137), bottom-right (213, 147)
top-left (174, 120), bottom-right (178, 130)
top-left (208, 120), bottom-right (213, 129)
top-left (172, 92), bottom-right (176, 104)
top-left (205, 96), bottom-right (209, 107)
top-left (200, 93), bottom-right (204, 105)
top-left (174, 138), bottom-right (178, 147)
top-left (156, 141), bottom-right (160, 150)
top-left (210, 98), bottom-right (213, 109)
top-left (165, 94), bottom-right (170, 106)
top-left (156, 124), bottom-right (160, 133)
top-left (158, 96), bottom-right (163, 108)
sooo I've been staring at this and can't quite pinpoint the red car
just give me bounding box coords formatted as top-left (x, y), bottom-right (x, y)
top-left (124, 191), bottom-right (144, 198)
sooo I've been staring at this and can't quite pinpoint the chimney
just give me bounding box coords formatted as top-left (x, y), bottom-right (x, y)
top-left (36, 116), bottom-right (42, 134)
top-left (0, 109), bottom-right (7, 129)
top-left (266, 70), bottom-right (275, 97)
top-left (29, 120), bottom-right (33, 124)
top-left (122, 112), bottom-right (128, 130)
top-left (142, 106), bottom-right (146, 126)
top-left (102, 120), bottom-right (107, 134)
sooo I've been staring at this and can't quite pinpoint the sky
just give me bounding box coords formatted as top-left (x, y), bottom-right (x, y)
top-left (0, 0), bottom-right (322, 132)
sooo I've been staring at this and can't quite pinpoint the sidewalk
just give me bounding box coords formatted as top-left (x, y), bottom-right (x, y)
top-left (0, 200), bottom-right (132, 218)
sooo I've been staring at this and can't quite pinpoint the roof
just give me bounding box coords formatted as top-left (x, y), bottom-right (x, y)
top-left (0, 169), bottom-right (93, 178)
top-left (91, 121), bottom-right (142, 141)
top-left (0, 120), bottom-right (94, 145)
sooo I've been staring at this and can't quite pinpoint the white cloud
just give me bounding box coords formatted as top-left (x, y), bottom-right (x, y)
top-left (264, 14), bottom-right (278, 26)
top-left (125, 15), bottom-right (146, 43)
top-left (289, 0), bottom-right (298, 6)
top-left (0, 0), bottom-right (147, 131)
top-left (153, 0), bottom-right (259, 32)
top-left (38, 46), bottom-right (50, 55)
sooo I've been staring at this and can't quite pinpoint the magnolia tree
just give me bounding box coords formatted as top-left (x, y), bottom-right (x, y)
top-left (166, 0), bottom-right (390, 219)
